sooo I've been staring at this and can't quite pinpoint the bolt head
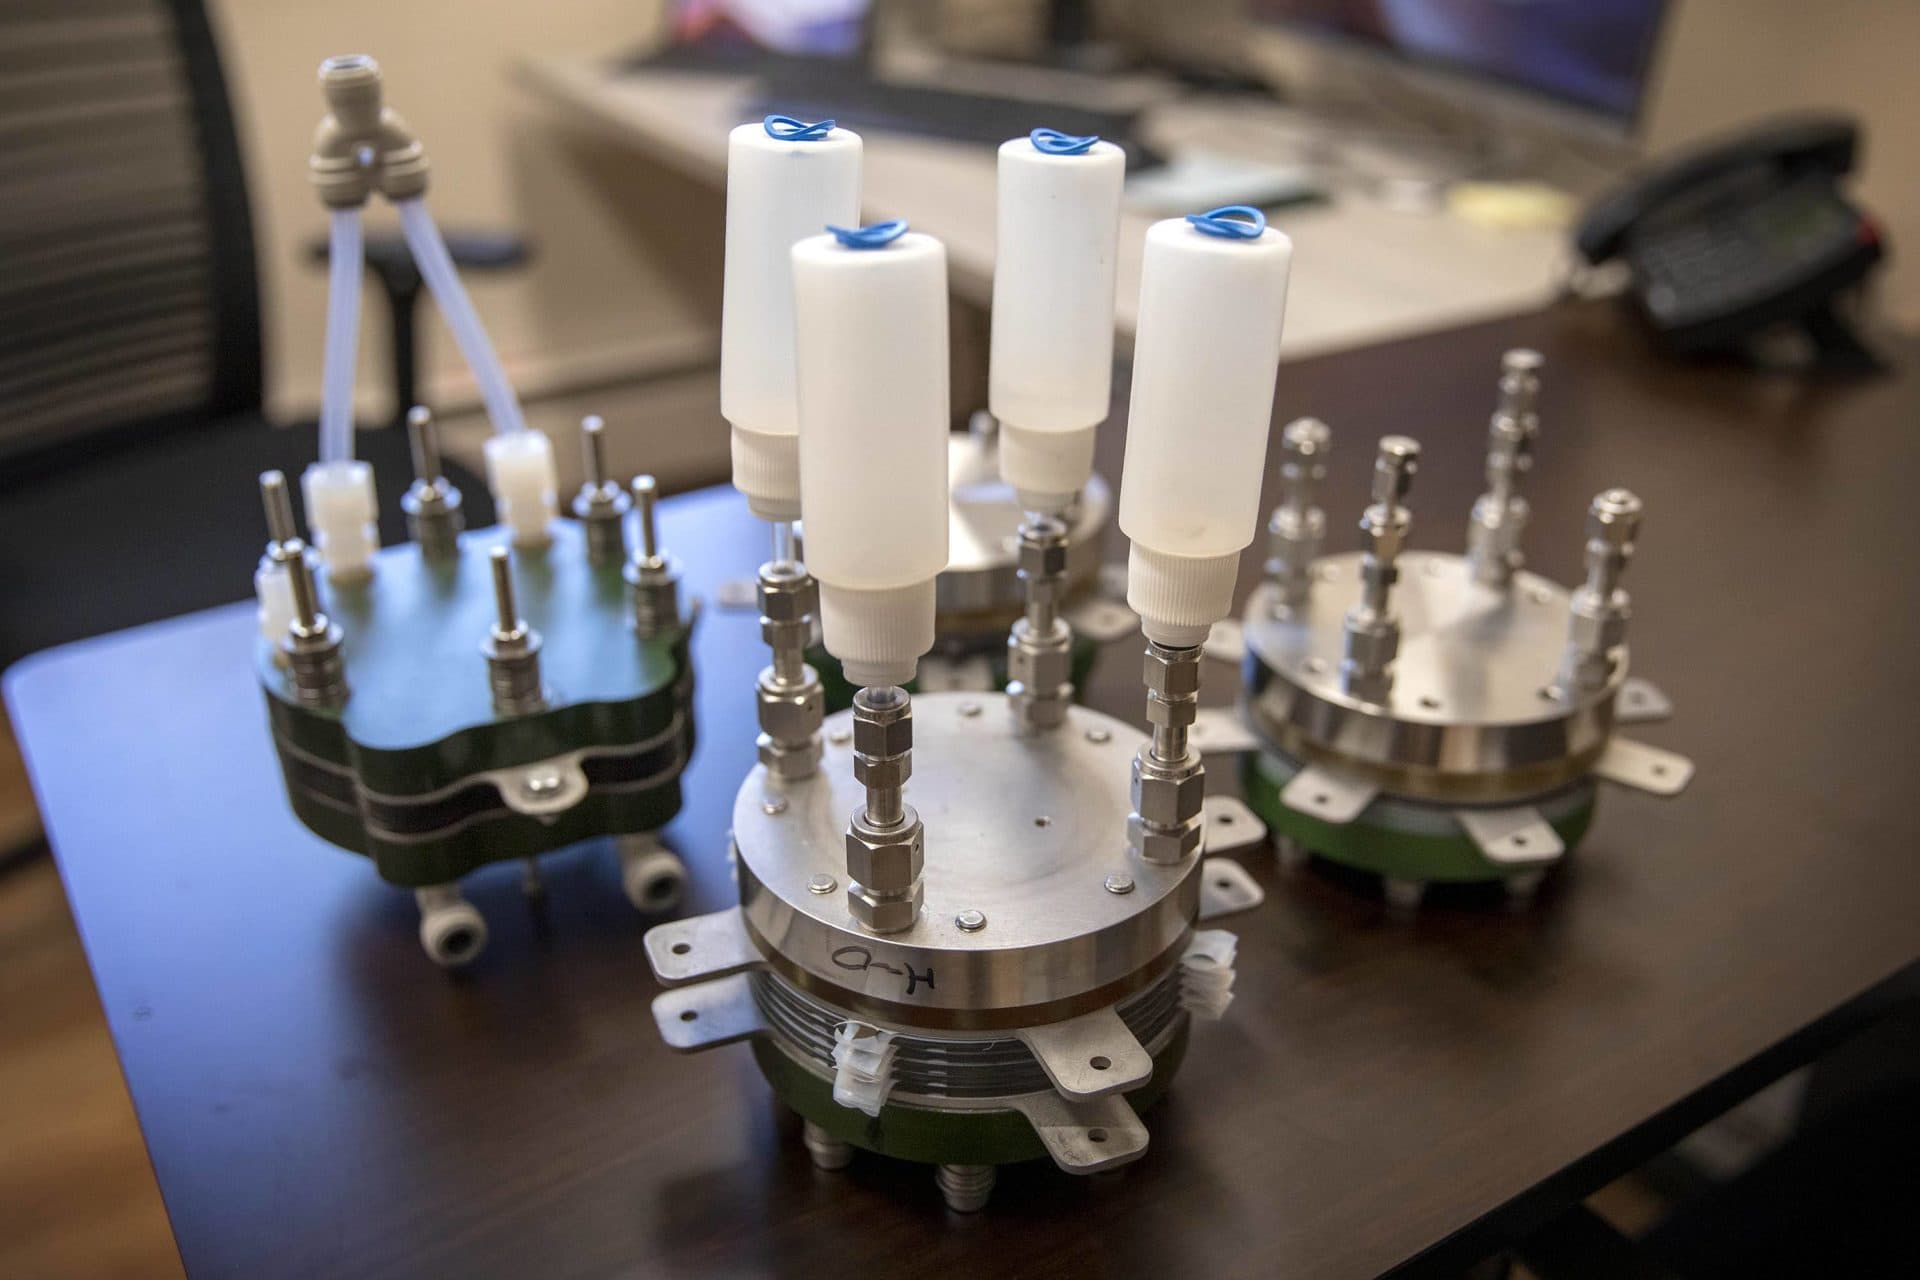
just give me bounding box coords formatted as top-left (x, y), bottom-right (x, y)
top-left (1588, 488), bottom-right (1643, 547)
top-left (955, 909), bottom-right (987, 931)
top-left (844, 809), bottom-right (923, 889)
top-left (807, 873), bottom-right (837, 895)
top-left (1104, 872), bottom-right (1135, 895)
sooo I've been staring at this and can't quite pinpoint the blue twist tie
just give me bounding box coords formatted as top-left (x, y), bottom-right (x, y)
top-left (1030, 127), bottom-right (1099, 155)
top-left (826, 219), bottom-right (909, 250)
top-left (764, 114), bottom-right (836, 141)
top-left (1185, 205), bottom-right (1267, 240)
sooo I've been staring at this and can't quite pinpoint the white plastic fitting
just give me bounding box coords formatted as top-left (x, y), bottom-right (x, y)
top-left (792, 229), bottom-right (950, 687)
top-left (1179, 929), bottom-right (1239, 1020)
top-left (1119, 217), bottom-right (1293, 645)
top-left (989, 136), bottom-right (1125, 513)
top-left (255, 559), bottom-right (295, 648)
top-left (301, 460), bottom-right (378, 582)
top-left (415, 884), bottom-right (488, 968)
top-left (830, 1021), bottom-right (899, 1117)
top-left (484, 430), bottom-right (558, 547)
top-left (617, 836), bottom-right (687, 914)
top-left (721, 121), bottom-right (863, 521)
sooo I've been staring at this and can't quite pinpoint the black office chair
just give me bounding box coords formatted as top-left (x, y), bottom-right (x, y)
top-left (0, 0), bottom-right (505, 668)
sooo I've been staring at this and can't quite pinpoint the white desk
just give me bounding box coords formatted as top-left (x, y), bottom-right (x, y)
top-left (519, 57), bottom-right (1571, 362)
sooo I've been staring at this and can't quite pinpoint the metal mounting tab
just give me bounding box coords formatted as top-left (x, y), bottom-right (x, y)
top-left (1454, 805), bottom-right (1564, 866)
top-left (1015, 1006), bottom-right (1152, 1099)
top-left (1198, 856), bottom-right (1266, 921)
top-left (651, 974), bottom-right (767, 1052)
top-left (1281, 761), bottom-right (1381, 825)
top-left (1008, 1090), bottom-right (1151, 1173)
top-left (643, 906), bottom-right (764, 986)
top-left (1593, 736), bottom-right (1694, 796)
top-left (1615, 676), bottom-right (1675, 725)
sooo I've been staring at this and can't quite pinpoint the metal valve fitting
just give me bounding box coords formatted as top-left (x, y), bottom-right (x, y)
top-left (399, 406), bottom-right (464, 558)
top-left (845, 686), bottom-right (924, 933)
top-left (481, 547), bottom-right (546, 715)
top-left (1342, 436), bottom-right (1420, 702)
top-left (572, 415), bottom-right (631, 565)
top-left (625, 476), bottom-right (684, 638)
top-left (1561, 488), bottom-right (1642, 691)
top-left (1466, 349), bottom-right (1542, 588)
top-left (281, 539), bottom-right (349, 709)
top-left (756, 560), bottom-right (825, 781)
top-left (1128, 641), bottom-right (1205, 865)
top-left (1266, 417), bottom-right (1332, 616)
top-left (1007, 514), bottom-right (1075, 730)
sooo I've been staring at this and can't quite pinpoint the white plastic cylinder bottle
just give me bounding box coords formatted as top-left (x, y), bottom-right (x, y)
top-left (989, 135), bottom-right (1125, 513)
top-left (791, 229), bottom-right (951, 687)
top-left (721, 121), bottom-right (863, 520)
top-left (1120, 216), bottom-right (1293, 647)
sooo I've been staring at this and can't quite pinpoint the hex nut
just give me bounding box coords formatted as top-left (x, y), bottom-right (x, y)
top-left (1007, 627), bottom-right (1072, 692)
top-left (1142, 648), bottom-right (1202, 698)
top-left (757, 732), bottom-right (822, 779)
top-left (1144, 690), bottom-right (1198, 730)
top-left (1008, 682), bottom-right (1071, 727)
top-left (845, 809), bottom-right (924, 889)
top-left (848, 880), bottom-right (923, 933)
top-left (757, 570), bottom-right (818, 623)
top-left (852, 700), bottom-right (913, 758)
top-left (1017, 532), bottom-right (1070, 579)
top-left (852, 752), bottom-right (912, 792)
top-left (1128, 813), bottom-right (1203, 864)
top-left (757, 671), bottom-right (824, 740)
top-left (1131, 750), bottom-right (1207, 827)
top-left (1568, 597), bottom-right (1630, 655)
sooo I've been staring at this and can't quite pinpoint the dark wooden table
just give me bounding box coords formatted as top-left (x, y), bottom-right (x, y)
top-left (12, 304), bottom-right (1920, 1279)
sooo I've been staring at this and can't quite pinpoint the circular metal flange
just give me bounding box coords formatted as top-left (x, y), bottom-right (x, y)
top-left (1241, 747), bottom-right (1597, 884)
top-left (940, 432), bottom-right (1110, 634)
top-left (1243, 552), bottom-right (1624, 803)
top-left (732, 692), bottom-right (1200, 1029)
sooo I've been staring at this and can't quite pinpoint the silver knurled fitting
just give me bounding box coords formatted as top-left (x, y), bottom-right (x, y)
top-left (1007, 513), bottom-right (1074, 731)
top-left (1342, 436), bottom-right (1420, 703)
top-left (1466, 349), bottom-right (1542, 588)
top-left (1266, 417), bottom-right (1332, 616)
top-left (281, 539), bottom-right (349, 709)
top-left (309, 55), bottom-right (428, 208)
top-left (1129, 641), bottom-right (1205, 865)
top-left (400, 406), bottom-right (464, 559)
top-left (572, 415), bottom-right (632, 565)
top-left (482, 546), bottom-right (546, 716)
top-left (624, 475), bottom-right (684, 637)
top-left (756, 559), bottom-right (825, 781)
top-left (1561, 488), bottom-right (1642, 692)
top-left (845, 686), bottom-right (923, 934)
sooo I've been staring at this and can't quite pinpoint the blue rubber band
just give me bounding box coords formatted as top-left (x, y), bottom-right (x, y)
top-left (1185, 205), bottom-right (1267, 239)
top-left (826, 219), bottom-right (909, 249)
top-left (1030, 127), bottom-right (1099, 155)
top-left (764, 114), bottom-right (836, 141)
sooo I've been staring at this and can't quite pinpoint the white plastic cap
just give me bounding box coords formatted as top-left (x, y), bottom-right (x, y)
top-left (721, 120), bottom-right (863, 517)
top-left (989, 136), bottom-right (1124, 507)
top-left (484, 430), bottom-right (558, 547)
top-left (255, 559), bottom-right (294, 649)
top-left (301, 460), bottom-right (378, 582)
top-left (1120, 216), bottom-right (1292, 644)
top-left (792, 229), bottom-right (950, 686)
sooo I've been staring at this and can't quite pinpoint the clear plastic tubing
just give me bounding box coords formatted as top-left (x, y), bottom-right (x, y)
top-left (792, 226), bottom-right (950, 688)
top-left (318, 207), bottom-right (364, 464)
top-left (396, 197), bottom-right (528, 436)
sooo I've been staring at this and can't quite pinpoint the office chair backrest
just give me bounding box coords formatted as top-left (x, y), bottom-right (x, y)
top-left (0, 0), bottom-right (261, 478)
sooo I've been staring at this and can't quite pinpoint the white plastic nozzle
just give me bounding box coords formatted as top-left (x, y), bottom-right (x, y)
top-left (1119, 216), bottom-right (1293, 646)
top-left (792, 229), bottom-right (950, 687)
top-left (484, 430), bottom-right (558, 547)
top-left (989, 135), bottom-right (1125, 513)
top-left (722, 121), bottom-right (863, 521)
top-left (301, 460), bottom-right (378, 582)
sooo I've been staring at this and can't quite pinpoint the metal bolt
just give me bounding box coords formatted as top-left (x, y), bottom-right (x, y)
top-left (1085, 727), bottom-right (1112, 744)
top-left (1104, 873), bottom-right (1135, 895)
top-left (955, 909), bottom-right (987, 931)
top-left (958, 700), bottom-right (982, 718)
top-left (829, 729), bottom-right (852, 746)
top-left (807, 873), bottom-right (837, 895)
top-left (762, 796), bottom-right (789, 816)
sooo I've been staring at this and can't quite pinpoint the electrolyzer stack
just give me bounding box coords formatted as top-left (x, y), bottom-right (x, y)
top-left (253, 57), bottom-right (697, 966)
top-left (642, 217), bottom-right (1264, 1212)
top-left (1233, 351), bottom-right (1696, 909)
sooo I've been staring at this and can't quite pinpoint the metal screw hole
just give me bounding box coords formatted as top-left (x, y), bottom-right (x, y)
top-left (679, 1010), bottom-right (697, 1022)
top-left (671, 942), bottom-right (691, 955)
top-left (1089, 1055), bottom-right (1111, 1071)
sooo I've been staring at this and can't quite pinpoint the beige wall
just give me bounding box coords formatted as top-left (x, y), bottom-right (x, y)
top-left (1642, 0), bottom-right (1920, 328)
top-left (210, 0), bottom-right (731, 489)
